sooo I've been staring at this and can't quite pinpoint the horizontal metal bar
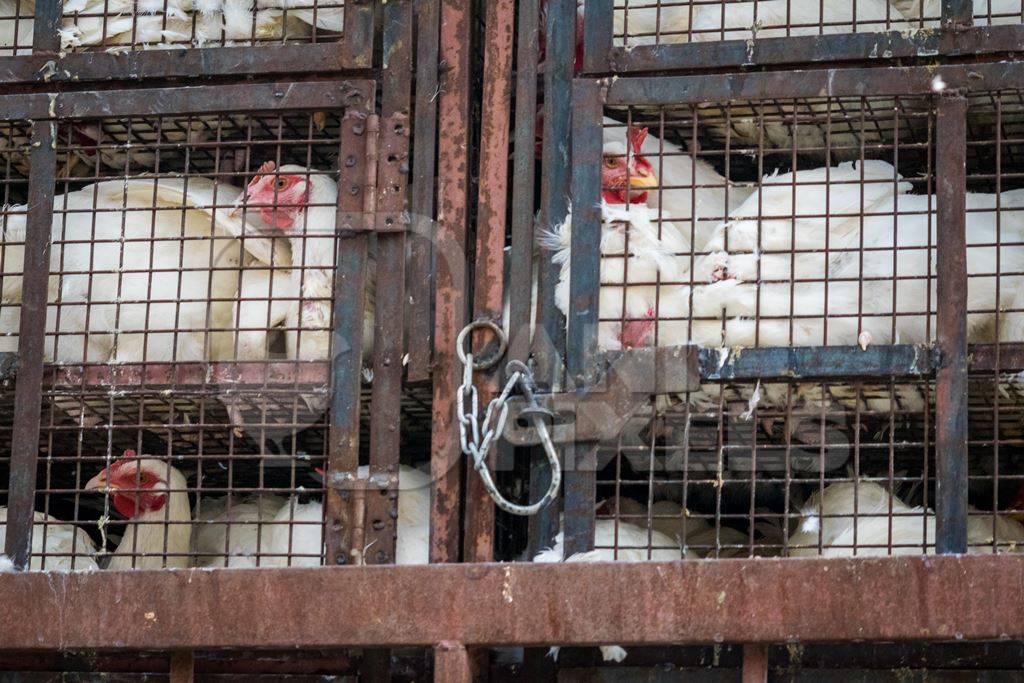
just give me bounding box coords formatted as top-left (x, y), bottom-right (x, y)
top-left (0, 556), bottom-right (1023, 649)
top-left (0, 80), bottom-right (372, 121)
top-left (0, 44), bottom-right (368, 86)
top-left (602, 61), bottom-right (1024, 107)
top-left (701, 345), bottom-right (938, 381)
top-left (606, 24), bottom-right (1024, 73)
top-left (41, 361), bottom-right (331, 387)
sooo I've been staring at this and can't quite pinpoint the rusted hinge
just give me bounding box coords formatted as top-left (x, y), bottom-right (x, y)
top-left (503, 346), bottom-right (700, 445)
top-left (375, 110), bottom-right (411, 234)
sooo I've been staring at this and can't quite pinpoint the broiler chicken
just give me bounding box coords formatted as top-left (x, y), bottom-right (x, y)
top-left (86, 453), bottom-right (430, 569)
top-left (895, 0), bottom-right (1022, 25)
top-left (0, 507), bottom-right (98, 571)
top-left (541, 124), bottom-right (695, 352)
top-left (85, 451), bottom-right (193, 569)
top-left (226, 162), bottom-right (375, 411)
top-left (0, 175), bottom-right (289, 364)
top-left (694, 164), bottom-right (1024, 349)
top-left (788, 480), bottom-right (1024, 556)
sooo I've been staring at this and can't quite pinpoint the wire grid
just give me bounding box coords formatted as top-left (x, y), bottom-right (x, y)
top-left (557, 92), bottom-right (1024, 559)
top-left (0, 108), bottom-right (409, 571)
top-left (0, 0), bottom-right (345, 54)
top-left (608, 0), bottom-right (1024, 47)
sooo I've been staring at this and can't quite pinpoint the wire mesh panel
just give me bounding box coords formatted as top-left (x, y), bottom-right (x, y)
top-left (0, 85), bottom-right (428, 571)
top-left (542, 77), bottom-right (1024, 564)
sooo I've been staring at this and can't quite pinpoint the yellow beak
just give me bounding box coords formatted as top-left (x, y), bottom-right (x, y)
top-left (628, 168), bottom-right (658, 189)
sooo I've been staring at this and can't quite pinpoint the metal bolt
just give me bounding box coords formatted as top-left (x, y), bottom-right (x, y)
top-left (345, 155), bottom-right (357, 167)
top-left (372, 519), bottom-right (385, 530)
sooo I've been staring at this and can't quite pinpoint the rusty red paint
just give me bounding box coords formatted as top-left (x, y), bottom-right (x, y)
top-left (0, 557), bottom-right (1022, 649)
top-left (431, 0), bottom-right (473, 564)
top-left (463, 0), bottom-right (515, 565)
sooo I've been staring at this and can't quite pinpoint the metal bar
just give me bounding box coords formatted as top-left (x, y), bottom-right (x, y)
top-left (431, 0), bottom-right (473, 564)
top-left (581, 0), bottom-right (612, 73)
top-left (29, 0), bottom-right (60, 53)
top-left (340, 0), bottom-right (376, 69)
top-left (0, 81), bottom-right (373, 122)
top-left (434, 642), bottom-right (471, 683)
top-left (365, 0), bottom-right (413, 571)
top-left (463, 0), bottom-right (514, 565)
top-left (2, 556), bottom-right (1024, 649)
top-left (325, 92), bottom-right (376, 567)
top-left (0, 45), bottom-right (369, 85)
top-left (943, 0), bottom-right (974, 28)
top-left (601, 62), bottom-right (1024, 108)
top-left (742, 645), bottom-right (769, 683)
top-left (508, 0), bottom-right (538, 367)
top-left (935, 94), bottom-right (969, 555)
top-left (168, 652), bottom-right (194, 683)
top-left (406, 0), bottom-right (442, 383)
top-left (603, 24), bottom-right (1024, 73)
top-left (4, 121), bottom-right (56, 570)
top-left (701, 345), bottom-right (937, 381)
top-left (534, 0), bottom-right (574, 390)
top-left (561, 81), bottom-right (604, 558)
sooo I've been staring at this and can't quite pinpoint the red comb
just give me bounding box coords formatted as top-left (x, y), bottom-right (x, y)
top-left (122, 449), bottom-right (137, 458)
top-left (629, 126), bottom-right (649, 156)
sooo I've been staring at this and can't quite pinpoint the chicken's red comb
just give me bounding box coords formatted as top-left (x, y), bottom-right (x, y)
top-left (247, 160), bottom-right (277, 187)
top-left (122, 449), bottom-right (137, 458)
top-left (629, 126), bottom-right (649, 156)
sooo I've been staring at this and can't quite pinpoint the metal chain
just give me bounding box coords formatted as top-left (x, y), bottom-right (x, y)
top-left (456, 322), bottom-right (561, 516)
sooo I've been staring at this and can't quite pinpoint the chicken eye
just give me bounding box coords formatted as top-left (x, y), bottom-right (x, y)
top-left (275, 177), bottom-right (289, 191)
top-left (604, 157), bottom-right (619, 168)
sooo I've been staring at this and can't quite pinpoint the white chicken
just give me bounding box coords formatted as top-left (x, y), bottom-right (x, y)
top-left (263, 464), bottom-right (431, 567)
top-left (227, 162), bottom-right (375, 376)
top-left (694, 165), bottom-right (1024, 349)
top-left (0, 175), bottom-right (288, 364)
top-left (536, 516), bottom-right (692, 663)
top-left (602, 117), bottom-right (753, 249)
top-left (689, 0), bottom-right (908, 41)
top-left (542, 123), bottom-right (699, 352)
top-left (0, 507), bottom-right (98, 571)
top-left (788, 480), bottom-right (1024, 556)
top-left (611, 496), bottom-right (754, 557)
top-left (85, 451), bottom-right (193, 569)
top-left (86, 453), bottom-right (430, 569)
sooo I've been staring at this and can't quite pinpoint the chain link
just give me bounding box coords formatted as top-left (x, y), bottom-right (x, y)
top-left (456, 323), bottom-right (561, 516)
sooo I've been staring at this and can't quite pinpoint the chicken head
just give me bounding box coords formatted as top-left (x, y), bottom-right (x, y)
top-left (232, 160), bottom-right (312, 229)
top-left (85, 450), bottom-right (176, 520)
top-left (602, 125), bottom-right (658, 205)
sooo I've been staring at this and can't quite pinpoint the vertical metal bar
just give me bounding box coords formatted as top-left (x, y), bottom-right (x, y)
top-left (508, 0), bottom-right (538, 367)
top-left (935, 93), bottom-right (969, 555)
top-left (582, 0), bottom-right (612, 73)
top-left (463, 0), bottom-right (514, 565)
top-left (325, 92), bottom-right (375, 567)
top-left (4, 121), bottom-right (55, 570)
top-left (431, 0), bottom-right (472, 564)
top-left (341, 0), bottom-right (377, 68)
top-left (742, 644), bottom-right (770, 683)
top-left (942, 0), bottom-right (974, 27)
top-left (30, 0), bottom-right (60, 52)
top-left (562, 81), bottom-right (604, 557)
top-left (534, 0), bottom-right (573, 386)
top-left (406, 0), bottom-right (442, 384)
top-left (434, 642), bottom-right (472, 683)
top-left (365, 0), bottom-right (412, 568)
top-left (169, 651), bottom-right (195, 683)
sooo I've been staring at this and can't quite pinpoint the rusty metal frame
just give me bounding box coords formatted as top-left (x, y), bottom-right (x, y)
top-left (0, 76), bottom-right (377, 571)
top-left (578, 0), bottom-right (1002, 74)
top-left (0, 555), bottom-right (1023, 649)
top-left (553, 63), bottom-right (1024, 569)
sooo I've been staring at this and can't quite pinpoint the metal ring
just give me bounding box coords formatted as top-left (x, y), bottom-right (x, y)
top-left (456, 320), bottom-right (508, 371)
